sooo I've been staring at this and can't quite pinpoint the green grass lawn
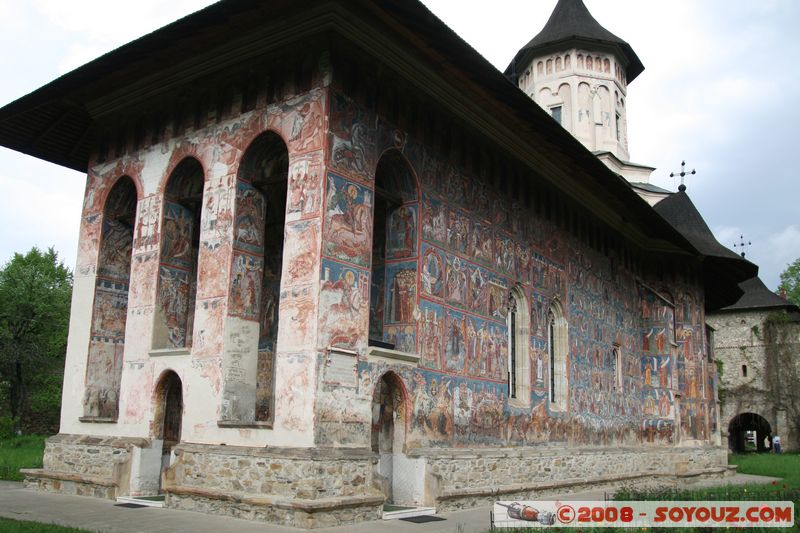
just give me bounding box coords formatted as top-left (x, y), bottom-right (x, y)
top-left (0, 518), bottom-right (91, 532)
top-left (0, 435), bottom-right (46, 481)
top-left (730, 452), bottom-right (800, 487)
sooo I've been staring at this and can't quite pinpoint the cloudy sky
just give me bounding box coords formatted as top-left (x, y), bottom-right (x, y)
top-left (0, 0), bottom-right (798, 291)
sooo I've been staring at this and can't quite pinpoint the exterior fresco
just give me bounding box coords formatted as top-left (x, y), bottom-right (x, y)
top-left (65, 78), bottom-right (719, 453)
top-left (315, 88), bottom-right (717, 450)
top-left (9, 2), bottom-right (742, 524)
top-left (83, 177), bottom-right (137, 420)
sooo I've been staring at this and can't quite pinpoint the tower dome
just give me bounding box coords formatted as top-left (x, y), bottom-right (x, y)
top-left (506, 0), bottom-right (643, 84)
top-left (507, 0), bottom-right (657, 191)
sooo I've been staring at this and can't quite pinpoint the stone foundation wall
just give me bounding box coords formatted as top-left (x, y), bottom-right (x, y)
top-left (28, 436), bottom-right (729, 527)
top-left (24, 433), bottom-right (150, 499)
top-left (166, 491), bottom-right (383, 529)
top-left (42, 434), bottom-right (145, 479)
top-left (163, 443), bottom-right (385, 528)
top-left (169, 443), bottom-right (378, 499)
top-left (416, 445), bottom-right (728, 510)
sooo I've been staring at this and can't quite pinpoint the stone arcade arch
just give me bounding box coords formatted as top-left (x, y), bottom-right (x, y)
top-left (372, 371), bottom-right (419, 507)
top-left (369, 150), bottom-right (419, 351)
top-left (226, 131), bottom-right (289, 424)
top-left (728, 412), bottom-right (772, 453)
top-left (154, 159), bottom-right (204, 350)
top-left (82, 176), bottom-right (137, 421)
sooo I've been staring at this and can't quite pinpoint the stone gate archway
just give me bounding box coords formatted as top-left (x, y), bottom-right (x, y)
top-left (728, 412), bottom-right (771, 453)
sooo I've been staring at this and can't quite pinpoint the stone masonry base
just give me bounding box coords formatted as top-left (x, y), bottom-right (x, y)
top-left (26, 435), bottom-right (731, 528)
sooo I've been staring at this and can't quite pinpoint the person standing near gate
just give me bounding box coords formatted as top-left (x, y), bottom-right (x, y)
top-left (773, 434), bottom-right (782, 454)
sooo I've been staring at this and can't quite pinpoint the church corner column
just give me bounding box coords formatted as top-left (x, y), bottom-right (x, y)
top-left (60, 167), bottom-right (107, 431)
top-left (272, 83), bottom-right (328, 446)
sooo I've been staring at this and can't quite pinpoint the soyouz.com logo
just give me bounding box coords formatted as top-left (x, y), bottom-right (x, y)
top-left (491, 501), bottom-right (795, 528)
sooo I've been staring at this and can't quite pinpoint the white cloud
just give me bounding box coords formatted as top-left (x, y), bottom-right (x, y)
top-left (0, 168), bottom-right (84, 269)
top-left (766, 225), bottom-right (800, 277)
top-left (30, 0), bottom-right (218, 73)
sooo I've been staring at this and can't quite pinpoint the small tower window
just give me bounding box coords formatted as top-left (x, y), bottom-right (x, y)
top-left (551, 105), bottom-right (562, 125)
top-left (742, 365), bottom-right (748, 377)
top-left (613, 346), bottom-right (622, 391)
top-left (615, 113), bottom-right (621, 141)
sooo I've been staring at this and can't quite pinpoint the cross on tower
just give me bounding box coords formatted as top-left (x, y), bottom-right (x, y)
top-left (670, 160), bottom-right (696, 192)
top-left (733, 234), bottom-right (751, 258)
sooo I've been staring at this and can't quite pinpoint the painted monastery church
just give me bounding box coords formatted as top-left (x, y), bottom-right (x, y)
top-left (0, 0), bottom-right (757, 527)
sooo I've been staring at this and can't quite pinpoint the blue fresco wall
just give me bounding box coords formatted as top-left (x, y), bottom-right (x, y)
top-left (316, 87), bottom-right (716, 449)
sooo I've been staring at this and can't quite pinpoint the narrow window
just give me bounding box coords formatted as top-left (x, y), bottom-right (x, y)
top-left (549, 312), bottom-right (555, 401)
top-left (508, 300), bottom-right (517, 399)
top-left (742, 365), bottom-right (748, 377)
top-left (548, 301), bottom-right (568, 410)
top-left (615, 113), bottom-right (621, 141)
top-left (508, 286), bottom-right (531, 407)
top-left (551, 105), bottom-right (562, 125)
top-left (613, 346), bottom-right (622, 391)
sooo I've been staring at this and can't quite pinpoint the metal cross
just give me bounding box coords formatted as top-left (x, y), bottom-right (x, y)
top-left (670, 161), bottom-right (696, 192)
top-left (733, 234), bottom-right (751, 258)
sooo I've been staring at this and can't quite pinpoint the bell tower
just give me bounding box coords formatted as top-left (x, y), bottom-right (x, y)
top-left (507, 0), bottom-right (658, 190)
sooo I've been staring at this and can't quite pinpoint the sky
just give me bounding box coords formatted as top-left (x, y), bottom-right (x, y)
top-left (0, 0), bottom-right (798, 291)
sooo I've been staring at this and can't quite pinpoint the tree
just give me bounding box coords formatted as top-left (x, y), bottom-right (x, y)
top-left (778, 257), bottom-right (800, 307)
top-left (0, 247), bottom-right (72, 434)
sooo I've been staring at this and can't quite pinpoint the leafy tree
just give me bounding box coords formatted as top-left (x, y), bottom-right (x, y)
top-left (0, 247), bottom-right (72, 434)
top-left (778, 257), bottom-right (800, 307)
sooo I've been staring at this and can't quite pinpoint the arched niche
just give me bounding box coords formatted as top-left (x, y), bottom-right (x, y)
top-left (82, 176), bottom-right (137, 421)
top-left (369, 150), bottom-right (419, 353)
top-left (223, 131), bottom-right (289, 424)
top-left (153, 158), bottom-right (204, 350)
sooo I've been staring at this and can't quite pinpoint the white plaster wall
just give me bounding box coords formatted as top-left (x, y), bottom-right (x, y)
top-left (59, 274), bottom-right (98, 429)
top-left (393, 453), bottom-right (426, 507)
top-left (128, 441), bottom-right (162, 496)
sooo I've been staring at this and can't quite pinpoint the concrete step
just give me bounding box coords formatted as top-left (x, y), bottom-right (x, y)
top-left (116, 495), bottom-right (165, 508)
top-left (382, 506), bottom-right (437, 520)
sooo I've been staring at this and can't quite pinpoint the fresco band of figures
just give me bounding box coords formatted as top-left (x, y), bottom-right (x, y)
top-left (80, 84), bottom-right (717, 447)
top-left (322, 88), bottom-right (716, 448)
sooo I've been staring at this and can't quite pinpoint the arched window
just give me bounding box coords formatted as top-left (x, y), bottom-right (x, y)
top-left (154, 158), bottom-right (204, 350)
top-left (82, 176), bottom-right (137, 421)
top-left (507, 286), bottom-right (530, 407)
top-left (613, 346), bottom-right (622, 391)
top-left (226, 131), bottom-right (288, 424)
top-left (369, 150), bottom-right (419, 352)
top-left (548, 300), bottom-right (568, 410)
